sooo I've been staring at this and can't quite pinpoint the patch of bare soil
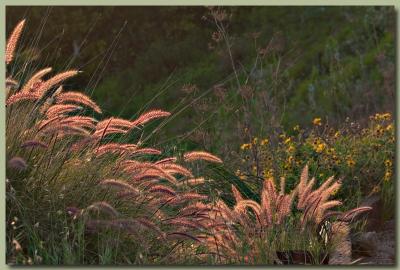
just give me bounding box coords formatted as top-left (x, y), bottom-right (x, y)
top-left (352, 219), bottom-right (395, 265)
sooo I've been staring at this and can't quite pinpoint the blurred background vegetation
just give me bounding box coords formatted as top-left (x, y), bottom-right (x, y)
top-left (7, 5), bottom-right (395, 172)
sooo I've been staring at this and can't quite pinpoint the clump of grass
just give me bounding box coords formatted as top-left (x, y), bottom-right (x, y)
top-left (199, 165), bottom-right (371, 264)
top-left (6, 19), bottom-right (222, 265)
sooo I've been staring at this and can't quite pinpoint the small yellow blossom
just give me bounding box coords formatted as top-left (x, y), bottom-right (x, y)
top-left (236, 169), bottom-right (247, 180)
top-left (386, 124), bottom-right (393, 132)
top-left (293, 125), bottom-right (300, 131)
top-left (284, 137), bottom-right (291, 145)
top-left (384, 171), bottom-right (392, 182)
top-left (326, 148), bottom-right (335, 155)
top-left (313, 117), bottom-right (322, 126)
top-left (346, 156), bottom-right (355, 167)
top-left (240, 143), bottom-right (251, 150)
top-left (260, 138), bottom-right (269, 146)
top-left (315, 143), bottom-right (326, 153)
top-left (263, 168), bottom-right (274, 178)
top-left (385, 159), bottom-right (392, 168)
top-left (252, 137), bottom-right (258, 145)
top-left (374, 113), bottom-right (391, 121)
top-left (375, 125), bottom-right (384, 136)
top-left (334, 131), bottom-right (340, 138)
top-left (287, 145), bottom-right (295, 153)
top-left (383, 113), bottom-right (391, 120)
top-left (372, 185), bottom-right (381, 193)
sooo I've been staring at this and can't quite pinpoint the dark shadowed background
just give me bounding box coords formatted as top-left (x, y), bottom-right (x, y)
top-left (6, 6), bottom-right (396, 159)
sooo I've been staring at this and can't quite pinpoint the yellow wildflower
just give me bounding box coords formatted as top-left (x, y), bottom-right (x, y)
top-left (287, 145), bottom-right (295, 153)
top-left (313, 117), bottom-right (322, 126)
top-left (386, 124), bottom-right (393, 132)
top-left (385, 159), bottom-right (392, 168)
top-left (260, 138), bottom-right (269, 146)
top-left (263, 168), bottom-right (274, 178)
top-left (384, 171), bottom-right (392, 182)
top-left (293, 125), bottom-right (300, 131)
top-left (326, 148), bottom-right (335, 155)
top-left (374, 113), bottom-right (391, 121)
top-left (372, 185), bottom-right (381, 193)
top-left (236, 169), bottom-right (247, 180)
top-left (252, 137), bottom-right (258, 145)
top-left (346, 156), bottom-right (355, 167)
top-left (334, 131), bottom-right (340, 138)
top-left (284, 137), bottom-right (291, 145)
top-left (375, 125), bottom-right (384, 136)
top-left (240, 143), bottom-right (251, 150)
top-left (383, 113), bottom-right (391, 120)
top-left (315, 143), bottom-right (326, 153)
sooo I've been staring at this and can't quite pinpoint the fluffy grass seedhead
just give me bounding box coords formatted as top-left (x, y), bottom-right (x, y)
top-left (6, 19), bottom-right (217, 265)
top-left (201, 165), bottom-right (371, 264)
top-left (6, 19), bottom-right (25, 65)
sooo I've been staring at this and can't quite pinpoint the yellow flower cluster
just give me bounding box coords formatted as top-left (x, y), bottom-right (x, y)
top-left (374, 112), bottom-right (391, 121)
top-left (236, 113), bottom-right (394, 204)
top-left (384, 159), bottom-right (392, 182)
top-left (311, 138), bottom-right (326, 153)
top-left (240, 137), bottom-right (269, 151)
top-left (263, 168), bottom-right (274, 178)
top-left (374, 124), bottom-right (385, 137)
